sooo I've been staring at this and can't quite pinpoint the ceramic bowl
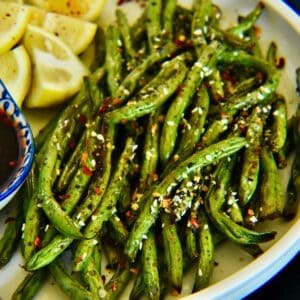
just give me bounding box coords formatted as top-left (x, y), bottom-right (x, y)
top-left (0, 80), bottom-right (34, 210)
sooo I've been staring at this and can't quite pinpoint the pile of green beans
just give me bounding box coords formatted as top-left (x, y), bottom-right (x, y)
top-left (1, 1), bottom-right (299, 299)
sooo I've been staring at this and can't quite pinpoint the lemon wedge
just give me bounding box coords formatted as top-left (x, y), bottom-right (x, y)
top-left (26, 0), bottom-right (106, 21)
top-left (23, 25), bottom-right (88, 108)
top-left (0, 2), bottom-right (30, 55)
top-left (0, 45), bottom-right (31, 107)
top-left (42, 12), bottom-right (97, 54)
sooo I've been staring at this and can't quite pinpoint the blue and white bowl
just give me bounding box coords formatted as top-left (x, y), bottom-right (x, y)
top-left (0, 80), bottom-right (34, 210)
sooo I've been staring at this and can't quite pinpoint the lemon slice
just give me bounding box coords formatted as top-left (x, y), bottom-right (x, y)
top-left (26, 5), bottom-right (46, 26)
top-left (26, 0), bottom-right (106, 21)
top-left (42, 12), bottom-right (97, 54)
top-left (0, 45), bottom-right (31, 107)
top-left (23, 24), bottom-right (88, 108)
top-left (2, 0), bottom-right (24, 3)
top-left (0, 2), bottom-right (30, 55)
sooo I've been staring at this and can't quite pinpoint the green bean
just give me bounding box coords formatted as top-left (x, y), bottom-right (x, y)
top-left (266, 41), bottom-right (277, 67)
top-left (105, 25), bottom-right (123, 97)
top-left (206, 157), bottom-right (276, 244)
top-left (248, 26), bottom-right (263, 58)
top-left (90, 27), bottom-right (106, 72)
top-left (107, 215), bottom-right (129, 246)
top-left (49, 259), bottom-right (93, 300)
top-left (268, 95), bottom-right (287, 152)
top-left (115, 42), bottom-right (178, 101)
top-left (139, 109), bottom-right (161, 191)
top-left (105, 56), bottom-right (187, 124)
top-left (239, 106), bottom-right (265, 206)
top-left (228, 2), bottom-right (264, 37)
top-left (104, 266), bottom-right (133, 300)
top-left (38, 138), bottom-right (83, 239)
top-left (160, 41), bottom-right (224, 165)
top-left (142, 230), bottom-right (160, 300)
top-left (241, 244), bottom-right (263, 258)
top-left (93, 241), bottom-right (102, 274)
top-left (186, 198), bottom-right (201, 259)
top-left (208, 27), bottom-right (253, 51)
top-left (125, 137), bottom-right (247, 260)
top-left (209, 69), bottom-right (224, 102)
top-left (161, 212), bottom-right (183, 292)
top-left (0, 190), bottom-right (23, 267)
top-left (21, 169), bottom-right (42, 263)
top-left (146, 0), bottom-right (162, 52)
top-left (228, 200), bottom-right (244, 224)
top-left (59, 118), bottom-right (102, 214)
top-left (131, 10), bottom-right (147, 48)
top-left (73, 122), bottom-right (115, 227)
top-left (116, 9), bottom-right (137, 69)
top-left (283, 173), bottom-right (299, 220)
top-left (259, 146), bottom-right (284, 220)
top-left (103, 241), bottom-right (122, 269)
top-left (296, 67), bottom-right (300, 95)
top-left (175, 86), bottom-right (210, 161)
top-left (130, 275), bottom-right (144, 300)
top-left (283, 104), bottom-right (300, 219)
top-left (193, 207), bottom-right (214, 291)
top-left (163, 0), bottom-right (176, 41)
top-left (191, 0), bottom-right (212, 56)
top-left (11, 269), bottom-right (48, 300)
top-left (55, 131), bottom-right (84, 192)
top-left (81, 249), bottom-right (105, 299)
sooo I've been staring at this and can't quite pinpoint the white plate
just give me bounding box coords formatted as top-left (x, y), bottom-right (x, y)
top-left (0, 0), bottom-right (299, 299)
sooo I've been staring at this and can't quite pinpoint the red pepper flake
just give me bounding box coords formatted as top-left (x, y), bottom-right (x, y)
top-left (275, 57), bottom-right (285, 69)
top-left (8, 160), bottom-right (17, 168)
top-left (101, 275), bottom-right (106, 284)
top-left (82, 165), bottom-right (93, 176)
top-left (99, 104), bottom-right (109, 113)
top-left (112, 98), bottom-right (122, 106)
top-left (5, 217), bottom-right (15, 224)
top-left (125, 210), bottom-right (133, 220)
top-left (57, 194), bottom-right (71, 201)
top-left (189, 217), bottom-right (200, 229)
top-left (93, 187), bottom-right (103, 195)
top-left (69, 141), bottom-right (76, 150)
top-left (74, 255), bottom-right (84, 265)
top-left (221, 71), bottom-right (236, 84)
top-left (255, 71), bottom-right (265, 83)
top-left (78, 114), bottom-right (87, 125)
top-left (111, 281), bottom-right (118, 292)
top-left (34, 236), bottom-right (41, 249)
top-left (176, 83), bottom-right (185, 96)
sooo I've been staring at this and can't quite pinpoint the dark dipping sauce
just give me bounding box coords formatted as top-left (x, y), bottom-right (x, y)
top-left (0, 109), bottom-right (19, 187)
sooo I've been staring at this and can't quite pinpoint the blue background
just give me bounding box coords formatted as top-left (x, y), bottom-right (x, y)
top-left (247, 1), bottom-right (299, 299)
